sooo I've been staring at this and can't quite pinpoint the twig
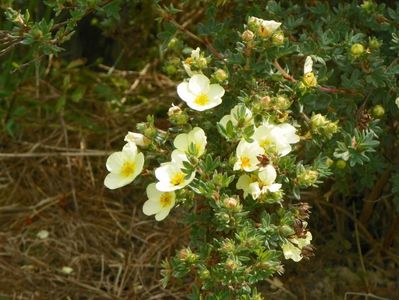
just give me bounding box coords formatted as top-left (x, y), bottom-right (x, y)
top-left (353, 204), bottom-right (370, 292)
top-left (0, 152), bottom-right (110, 158)
top-left (160, 10), bottom-right (223, 60)
top-left (273, 60), bottom-right (297, 82)
top-left (60, 114), bottom-right (79, 212)
top-left (344, 292), bottom-right (390, 300)
top-left (273, 59), bottom-right (361, 95)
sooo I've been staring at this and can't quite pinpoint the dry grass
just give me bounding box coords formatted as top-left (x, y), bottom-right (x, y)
top-left (0, 70), bottom-right (191, 299)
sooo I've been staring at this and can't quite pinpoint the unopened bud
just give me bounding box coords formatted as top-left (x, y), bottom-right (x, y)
top-left (272, 31), bottom-right (284, 46)
top-left (224, 197), bottom-right (238, 209)
top-left (336, 159), bottom-right (347, 169)
top-left (214, 69), bottom-right (228, 82)
top-left (241, 30), bottom-right (255, 42)
top-left (350, 43), bottom-right (365, 58)
top-left (261, 95), bottom-right (271, 106)
top-left (371, 104), bottom-right (385, 118)
top-left (225, 258), bottom-right (238, 271)
top-left (369, 37), bottom-right (381, 49)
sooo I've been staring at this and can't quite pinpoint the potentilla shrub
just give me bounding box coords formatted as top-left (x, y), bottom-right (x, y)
top-left (103, 1), bottom-right (398, 299)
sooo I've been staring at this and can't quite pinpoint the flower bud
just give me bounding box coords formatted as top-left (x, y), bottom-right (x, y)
top-left (225, 258), bottom-right (238, 271)
top-left (241, 30), bottom-right (255, 42)
top-left (168, 105), bottom-right (188, 125)
top-left (325, 157), bottom-right (334, 167)
top-left (167, 37), bottom-right (179, 49)
top-left (197, 57), bottom-right (208, 69)
top-left (143, 126), bottom-right (157, 138)
top-left (274, 95), bottom-right (291, 110)
top-left (214, 69), bottom-right (228, 82)
top-left (336, 159), bottom-right (347, 169)
top-left (199, 269), bottom-right (210, 280)
top-left (272, 31), bottom-right (284, 46)
top-left (371, 104), bottom-right (385, 118)
top-left (297, 169), bottom-right (318, 187)
top-left (221, 239), bottom-right (235, 253)
top-left (178, 248), bottom-right (198, 264)
top-left (303, 72), bottom-right (317, 87)
top-left (125, 132), bottom-right (150, 147)
top-left (369, 37), bottom-right (381, 50)
top-left (361, 0), bottom-right (377, 12)
top-left (350, 43), bottom-right (365, 58)
top-left (223, 197), bottom-right (238, 209)
top-left (260, 95), bottom-right (271, 106)
top-left (310, 114), bottom-right (327, 128)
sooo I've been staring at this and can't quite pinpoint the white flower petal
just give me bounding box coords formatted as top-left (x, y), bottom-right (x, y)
top-left (105, 152), bottom-right (126, 173)
top-left (146, 183), bottom-right (161, 200)
top-left (177, 82), bottom-right (195, 103)
top-left (208, 84), bottom-right (225, 99)
top-left (188, 74), bottom-right (210, 94)
top-left (155, 208), bottom-right (171, 221)
top-left (268, 183), bottom-right (282, 193)
top-left (262, 20), bottom-right (281, 33)
top-left (258, 165), bottom-right (277, 186)
top-left (132, 152), bottom-right (145, 178)
top-left (282, 242), bottom-right (302, 262)
top-left (142, 199), bottom-right (162, 216)
top-left (174, 133), bottom-right (189, 153)
top-left (104, 173), bottom-right (131, 190)
top-left (304, 56), bottom-right (313, 75)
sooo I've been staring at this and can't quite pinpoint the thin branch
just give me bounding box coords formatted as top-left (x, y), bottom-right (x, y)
top-left (273, 59), bottom-right (361, 96)
top-left (160, 10), bottom-right (223, 60)
top-left (0, 151), bottom-right (110, 158)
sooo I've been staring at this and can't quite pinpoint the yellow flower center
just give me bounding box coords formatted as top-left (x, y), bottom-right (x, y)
top-left (259, 138), bottom-right (271, 148)
top-left (121, 161), bottom-right (136, 178)
top-left (171, 172), bottom-right (185, 186)
top-left (259, 26), bottom-right (272, 37)
top-left (240, 156), bottom-right (251, 169)
top-left (160, 193), bottom-right (173, 208)
top-left (194, 93), bottom-right (209, 106)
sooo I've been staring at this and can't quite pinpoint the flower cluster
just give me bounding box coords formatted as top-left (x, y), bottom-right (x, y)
top-left (104, 15), bottom-right (327, 297)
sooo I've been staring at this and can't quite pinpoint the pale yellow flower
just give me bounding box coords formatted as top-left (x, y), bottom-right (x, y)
top-left (177, 74), bottom-right (225, 111)
top-left (142, 183), bottom-right (176, 221)
top-left (104, 143), bottom-right (144, 189)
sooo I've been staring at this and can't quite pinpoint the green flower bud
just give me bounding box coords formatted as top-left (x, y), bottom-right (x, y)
top-left (214, 69), bottom-right (228, 82)
top-left (241, 30), bottom-right (255, 42)
top-left (369, 37), bottom-right (381, 49)
top-left (221, 240), bottom-right (235, 253)
top-left (274, 95), bottom-right (291, 110)
top-left (167, 37), bottom-right (178, 49)
top-left (178, 248), bottom-right (198, 264)
top-left (199, 269), bottom-right (210, 280)
top-left (336, 159), bottom-right (347, 169)
top-left (310, 114), bottom-right (328, 128)
top-left (361, 0), bottom-right (377, 12)
top-left (225, 258), bottom-right (238, 271)
top-left (272, 31), bottom-right (284, 46)
top-left (350, 43), bottom-right (365, 58)
top-left (31, 28), bottom-right (43, 40)
top-left (164, 64), bottom-right (177, 75)
top-left (325, 157), bottom-right (334, 167)
top-left (371, 104), bottom-right (385, 118)
top-left (297, 169), bottom-right (318, 187)
top-left (143, 126), bottom-right (157, 138)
